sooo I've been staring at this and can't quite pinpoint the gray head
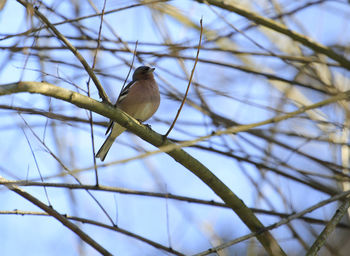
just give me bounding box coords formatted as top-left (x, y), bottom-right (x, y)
top-left (132, 66), bottom-right (155, 81)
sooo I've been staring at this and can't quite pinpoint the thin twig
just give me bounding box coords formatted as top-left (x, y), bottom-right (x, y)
top-left (0, 209), bottom-right (184, 256)
top-left (164, 18), bottom-right (203, 137)
top-left (16, 0), bottom-right (110, 102)
top-left (0, 176), bottom-right (112, 255)
top-left (2, 1), bottom-right (164, 42)
top-left (20, 119), bottom-right (51, 206)
top-left (194, 190), bottom-right (350, 256)
top-left (119, 40), bottom-right (139, 101)
top-left (53, 87), bottom-right (350, 176)
top-left (2, 180), bottom-right (349, 228)
top-left (16, 113), bottom-right (116, 226)
top-left (88, 0), bottom-right (107, 186)
top-left (200, 0), bottom-right (350, 70)
top-left (0, 80), bottom-right (287, 254)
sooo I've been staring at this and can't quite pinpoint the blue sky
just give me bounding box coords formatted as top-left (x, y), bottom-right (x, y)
top-left (1, 0), bottom-right (350, 255)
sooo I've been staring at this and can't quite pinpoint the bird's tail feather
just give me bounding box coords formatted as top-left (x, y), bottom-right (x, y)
top-left (96, 124), bottom-right (126, 161)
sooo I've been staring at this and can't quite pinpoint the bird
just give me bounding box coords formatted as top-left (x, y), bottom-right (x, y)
top-left (96, 66), bottom-right (160, 161)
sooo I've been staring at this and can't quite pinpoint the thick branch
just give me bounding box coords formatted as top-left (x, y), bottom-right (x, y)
top-left (0, 81), bottom-right (285, 255)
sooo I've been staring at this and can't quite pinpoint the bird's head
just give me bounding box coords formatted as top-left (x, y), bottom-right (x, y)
top-left (132, 66), bottom-right (155, 81)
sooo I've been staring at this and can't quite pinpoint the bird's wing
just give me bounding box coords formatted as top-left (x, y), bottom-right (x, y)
top-left (105, 80), bottom-right (137, 135)
top-left (105, 120), bottom-right (114, 135)
top-left (116, 80), bottom-right (136, 105)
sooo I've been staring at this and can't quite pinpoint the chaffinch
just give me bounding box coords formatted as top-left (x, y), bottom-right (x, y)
top-left (96, 66), bottom-right (160, 161)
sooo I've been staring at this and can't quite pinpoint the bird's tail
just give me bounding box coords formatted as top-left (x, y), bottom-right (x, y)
top-left (96, 123), bottom-right (126, 161)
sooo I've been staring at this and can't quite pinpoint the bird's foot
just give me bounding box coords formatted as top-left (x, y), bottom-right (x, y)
top-left (144, 123), bottom-right (152, 129)
top-left (136, 119), bottom-right (152, 129)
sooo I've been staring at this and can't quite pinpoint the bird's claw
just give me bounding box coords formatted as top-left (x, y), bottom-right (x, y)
top-left (136, 119), bottom-right (152, 129)
top-left (144, 123), bottom-right (152, 129)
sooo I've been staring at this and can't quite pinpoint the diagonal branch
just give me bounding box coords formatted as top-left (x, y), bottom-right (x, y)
top-left (16, 0), bottom-right (110, 103)
top-left (198, 0), bottom-right (350, 70)
top-left (0, 81), bottom-right (286, 255)
top-left (165, 18), bottom-right (203, 137)
top-left (195, 190), bottom-right (350, 256)
top-left (0, 176), bottom-right (112, 256)
top-left (306, 197), bottom-right (350, 256)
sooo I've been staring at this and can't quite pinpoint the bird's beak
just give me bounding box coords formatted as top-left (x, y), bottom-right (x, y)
top-left (149, 68), bottom-right (155, 73)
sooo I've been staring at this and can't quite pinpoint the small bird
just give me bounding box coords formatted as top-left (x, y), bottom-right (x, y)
top-left (96, 66), bottom-right (160, 161)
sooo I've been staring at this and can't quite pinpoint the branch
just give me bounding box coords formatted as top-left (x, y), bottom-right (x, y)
top-left (0, 176), bottom-right (112, 255)
top-left (151, 90), bottom-right (350, 156)
top-left (306, 197), bottom-right (350, 256)
top-left (2, 180), bottom-right (349, 229)
top-left (199, 0), bottom-right (350, 70)
top-left (0, 81), bottom-right (285, 255)
top-left (89, 89), bottom-right (350, 172)
top-left (165, 18), bottom-right (203, 137)
top-left (0, 210), bottom-right (183, 256)
top-left (16, 0), bottom-right (110, 103)
top-left (195, 190), bottom-right (350, 256)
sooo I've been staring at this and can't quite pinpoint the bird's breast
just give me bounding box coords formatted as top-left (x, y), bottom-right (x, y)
top-left (118, 80), bottom-right (160, 122)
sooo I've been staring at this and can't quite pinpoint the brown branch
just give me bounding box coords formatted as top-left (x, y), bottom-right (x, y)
top-left (197, 0), bottom-right (350, 70)
top-left (0, 209), bottom-right (184, 256)
top-left (0, 176), bottom-right (112, 255)
top-left (2, 1), bottom-right (165, 42)
top-left (119, 41), bottom-right (139, 98)
top-left (2, 180), bottom-right (349, 229)
top-left (195, 190), bottom-right (350, 256)
top-left (306, 197), bottom-right (350, 256)
top-left (18, 112), bottom-right (115, 226)
top-left (16, 0), bottom-right (110, 103)
top-left (0, 81), bottom-right (286, 255)
top-left (165, 18), bottom-right (203, 137)
top-left (88, 0), bottom-right (108, 186)
top-left (4, 43), bottom-right (330, 93)
top-left (0, 104), bottom-right (107, 126)
top-left (147, 89), bottom-right (350, 158)
top-left (2, 45), bottom-right (341, 66)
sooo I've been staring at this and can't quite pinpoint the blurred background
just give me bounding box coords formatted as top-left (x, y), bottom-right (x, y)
top-left (1, 0), bottom-right (350, 255)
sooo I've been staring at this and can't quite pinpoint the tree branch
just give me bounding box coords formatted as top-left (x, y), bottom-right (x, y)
top-left (0, 176), bottom-right (112, 255)
top-left (0, 81), bottom-right (286, 255)
top-left (199, 0), bottom-right (350, 70)
top-left (16, 0), bottom-right (110, 103)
